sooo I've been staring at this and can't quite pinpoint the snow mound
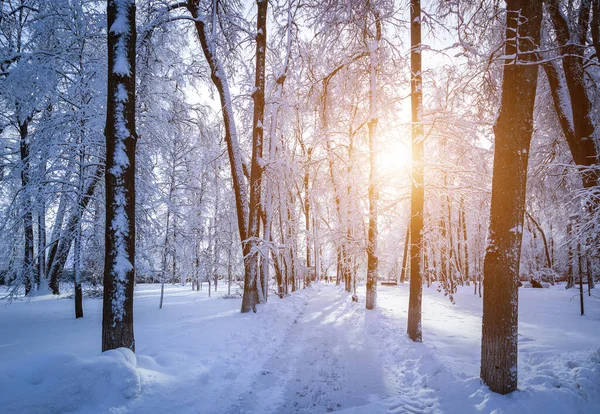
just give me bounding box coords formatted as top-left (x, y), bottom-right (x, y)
top-left (0, 347), bottom-right (141, 413)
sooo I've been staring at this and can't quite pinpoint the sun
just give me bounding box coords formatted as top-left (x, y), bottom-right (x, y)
top-left (378, 137), bottom-right (411, 175)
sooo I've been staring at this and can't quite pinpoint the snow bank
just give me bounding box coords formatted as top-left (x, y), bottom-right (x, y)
top-left (0, 347), bottom-right (140, 413)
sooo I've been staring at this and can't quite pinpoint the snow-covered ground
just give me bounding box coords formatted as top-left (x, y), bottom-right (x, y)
top-left (1, 282), bottom-right (599, 413)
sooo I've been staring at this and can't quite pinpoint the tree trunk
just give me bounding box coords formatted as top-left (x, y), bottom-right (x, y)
top-left (241, 0), bottom-right (268, 312)
top-left (102, 0), bottom-right (137, 353)
top-left (47, 169), bottom-right (101, 295)
top-left (365, 11), bottom-right (381, 310)
top-left (196, 249), bottom-right (201, 292)
top-left (262, 183), bottom-right (274, 299)
top-left (546, 0), bottom-right (599, 191)
top-left (304, 147), bottom-right (312, 284)
top-left (19, 117), bottom-right (34, 296)
top-left (439, 217), bottom-right (449, 291)
top-left (400, 223), bottom-right (410, 283)
top-left (567, 222), bottom-right (575, 289)
top-left (578, 238), bottom-right (584, 315)
top-left (587, 259), bottom-right (594, 293)
top-left (36, 187), bottom-right (47, 289)
top-left (172, 222), bottom-right (178, 284)
top-left (47, 190), bottom-right (69, 294)
top-left (74, 219), bottom-right (83, 318)
top-left (159, 210), bottom-right (170, 309)
top-left (227, 249), bottom-right (232, 296)
top-left (460, 199), bottom-right (469, 285)
top-left (525, 211), bottom-right (552, 269)
top-left (159, 155), bottom-right (178, 307)
top-left (480, 0), bottom-right (541, 395)
top-left (448, 198), bottom-right (461, 289)
top-left (74, 147), bottom-right (84, 319)
top-left (343, 240), bottom-right (352, 293)
top-left (407, 0), bottom-right (424, 342)
top-left (285, 194), bottom-right (298, 293)
top-left (424, 240), bottom-right (430, 287)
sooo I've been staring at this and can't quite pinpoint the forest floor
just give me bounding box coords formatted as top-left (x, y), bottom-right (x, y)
top-left (1, 281), bottom-right (599, 413)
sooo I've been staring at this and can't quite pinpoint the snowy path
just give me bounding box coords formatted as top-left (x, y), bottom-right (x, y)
top-left (230, 285), bottom-right (393, 413)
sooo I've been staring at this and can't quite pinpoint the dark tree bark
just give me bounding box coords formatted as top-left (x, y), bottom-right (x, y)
top-left (578, 238), bottom-right (584, 315)
top-left (74, 149), bottom-right (84, 319)
top-left (400, 223), bottom-right (410, 283)
top-left (480, 0), bottom-right (542, 395)
top-left (102, 0), bottom-right (137, 353)
top-left (75, 283), bottom-right (83, 317)
top-left (567, 222), bottom-right (575, 289)
top-left (304, 147), bottom-right (312, 278)
top-left (19, 117), bottom-right (34, 295)
top-left (285, 198), bottom-right (297, 293)
top-left (241, 0), bottom-right (268, 312)
top-left (74, 226), bottom-right (83, 319)
top-left (545, 0), bottom-right (599, 191)
top-left (36, 189), bottom-right (46, 289)
top-left (525, 211), bottom-right (552, 269)
top-left (344, 236), bottom-right (352, 293)
top-left (407, 0), bottom-right (424, 342)
top-left (272, 240), bottom-right (284, 298)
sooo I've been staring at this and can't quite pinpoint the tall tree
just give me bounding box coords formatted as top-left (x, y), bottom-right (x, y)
top-left (480, 0), bottom-right (542, 394)
top-left (18, 114), bottom-right (34, 295)
top-left (242, 0), bottom-right (269, 312)
top-left (407, 0), bottom-right (424, 342)
top-left (366, 9), bottom-right (381, 310)
top-left (102, 0), bottom-right (137, 352)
